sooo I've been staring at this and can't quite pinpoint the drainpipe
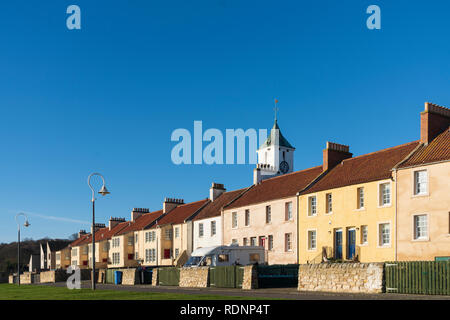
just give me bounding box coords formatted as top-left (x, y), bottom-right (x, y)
top-left (394, 168), bottom-right (398, 262)
top-left (296, 193), bottom-right (299, 264)
top-left (221, 209), bottom-right (224, 246)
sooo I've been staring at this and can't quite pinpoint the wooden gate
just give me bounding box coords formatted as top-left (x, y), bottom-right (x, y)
top-left (209, 266), bottom-right (244, 288)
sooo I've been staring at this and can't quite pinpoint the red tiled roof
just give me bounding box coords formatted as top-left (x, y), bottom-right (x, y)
top-left (398, 127), bottom-right (450, 168)
top-left (225, 166), bottom-right (323, 210)
top-left (116, 210), bottom-right (164, 236)
top-left (302, 141), bottom-right (420, 194)
top-left (69, 233), bottom-right (90, 247)
top-left (192, 188), bottom-right (250, 221)
top-left (153, 199), bottom-right (209, 227)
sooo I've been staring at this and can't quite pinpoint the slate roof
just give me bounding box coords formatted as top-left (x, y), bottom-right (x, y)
top-left (260, 120), bottom-right (295, 149)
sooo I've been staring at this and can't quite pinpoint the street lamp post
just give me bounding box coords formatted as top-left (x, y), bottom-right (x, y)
top-left (87, 173), bottom-right (110, 290)
top-left (15, 213), bottom-right (30, 286)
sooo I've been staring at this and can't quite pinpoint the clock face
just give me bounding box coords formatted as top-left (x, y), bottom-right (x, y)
top-left (279, 161), bottom-right (289, 174)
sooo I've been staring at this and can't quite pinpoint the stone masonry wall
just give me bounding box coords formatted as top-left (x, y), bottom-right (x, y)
top-left (179, 267), bottom-right (209, 288)
top-left (20, 272), bottom-right (32, 284)
top-left (151, 268), bottom-right (159, 286)
top-left (121, 268), bottom-right (138, 285)
top-left (242, 265), bottom-right (258, 290)
top-left (298, 263), bottom-right (384, 293)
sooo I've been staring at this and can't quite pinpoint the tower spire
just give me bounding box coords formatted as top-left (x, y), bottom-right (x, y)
top-left (274, 98), bottom-right (279, 122)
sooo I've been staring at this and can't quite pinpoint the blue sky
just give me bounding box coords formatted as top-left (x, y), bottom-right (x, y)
top-left (0, 1), bottom-right (449, 243)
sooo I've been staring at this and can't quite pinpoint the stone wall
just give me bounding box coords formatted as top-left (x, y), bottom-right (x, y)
top-left (9, 275), bottom-right (15, 284)
top-left (20, 272), bottom-right (32, 284)
top-left (242, 265), bottom-right (258, 290)
top-left (121, 268), bottom-right (138, 285)
top-left (298, 263), bottom-right (384, 293)
top-left (40, 269), bottom-right (91, 283)
top-left (151, 268), bottom-right (159, 286)
top-left (179, 267), bottom-right (209, 288)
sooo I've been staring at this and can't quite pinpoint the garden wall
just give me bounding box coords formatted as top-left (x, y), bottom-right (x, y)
top-left (298, 263), bottom-right (384, 293)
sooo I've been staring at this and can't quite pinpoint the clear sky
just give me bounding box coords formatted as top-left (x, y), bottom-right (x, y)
top-left (0, 1), bottom-right (449, 243)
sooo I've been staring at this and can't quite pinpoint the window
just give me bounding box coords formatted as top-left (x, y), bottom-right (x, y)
top-left (135, 234), bottom-right (138, 243)
top-left (357, 187), bottom-right (364, 209)
top-left (231, 239), bottom-right (238, 245)
top-left (135, 252), bottom-right (139, 259)
top-left (414, 170), bottom-right (428, 195)
top-left (128, 236), bottom-right (133, 246)
top-left (243, 238), bottom-right (248, 246)
top-left (268, 235), bottom-right (273, 250)
top-left (145, 249), bottom-right (150, 263)
top-left (266, 206), bottom-right (271, 223)
top-left (250, 237), bottom-right (257, 246)
top-left (218, 254), bottom-right (229, 262)
top-left (150, 231), bottom-right (155, 242)
top-left (165, 229), bottom-right (173, 240)
top-left (232, 212), bottom-right (238, 228)
top-left (164, 249), bottom-right (171, 259)
top-left (379, 223), bottom-right (390, 246)
top-left (83, 246), bottom-right (88, 254)
top-left (103, 242), bottom-right (108, 252)
top-left (259, 236), bottom-right (265, 247)
top-left (112, 252), bottom-right (120, 265)
top-left (72, 248), bottom-right (77, 256)
top-left (326, 193), bottom-right (332, 213)
top-left (308, 196), bottom-right (317, 216)
top-left (249, 253), bottom-right (260, 262)
top-left (175, 248), bottom-right (179, 258)
top-left (112, 238), bottom-right (120, 248)
top-left (199, 223), bottom-right (204, 237)
top-left (414, 215), bottom-right (428, 240)
top-left (175, 227), bottom-right (180, 238)
top-left (308, 230), bottom-right (316, 250)
top-left (361, 225), bottom-right (368, 244)
top-left (145, 232), bottom-right (149, 243)
top-left (285, 233), bottom-right (292, 251)
top-left (56, 253), bottom-right (61, 260)
top-left (211, 221), bottom-right (216, 236)
top-left (285, 202), bottom-right (293, 221)
top-left (245, 209), bottom-right (250, 226)
top-left (379, 183), bottom-right (391, 206)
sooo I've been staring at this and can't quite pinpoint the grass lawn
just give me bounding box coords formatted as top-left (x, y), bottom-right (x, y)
top-left (0, 284), bottom-right (265, 300)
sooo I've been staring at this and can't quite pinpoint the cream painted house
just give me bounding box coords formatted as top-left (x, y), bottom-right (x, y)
top-left (141, 199), bottom-right (208, 267)
top-left (55, 247), bottom-right (71, 269)
top-left (395, 102), bottom-right (450, 261)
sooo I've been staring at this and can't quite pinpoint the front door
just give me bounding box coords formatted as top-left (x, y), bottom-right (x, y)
top-left (347, 229), bottom-right (356, 260)
top-left (259, 236), bottom-right (266, 248)
top-left (334, 230), bottom-right (342, 259)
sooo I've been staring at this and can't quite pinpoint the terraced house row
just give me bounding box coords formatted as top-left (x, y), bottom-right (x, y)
top-left (56, 102), bottom-right (449, 270)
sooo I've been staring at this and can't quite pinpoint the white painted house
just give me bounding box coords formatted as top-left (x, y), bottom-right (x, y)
top-left (192, 183), bottom-right (249, 250)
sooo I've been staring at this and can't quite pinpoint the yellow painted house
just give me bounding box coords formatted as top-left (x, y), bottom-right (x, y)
top-left (298, 140), bottom-right (419, 263)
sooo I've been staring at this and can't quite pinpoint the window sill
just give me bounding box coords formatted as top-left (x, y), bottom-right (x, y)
top-left (377, 244), bottom-right (392, 249)
top-left (354, 207), bottom-right (366, 212)
top-left (325, 212), bottom-right (333, 215)
top-left (411, 193), bottom-right (429, 198)
top-left (360, 243), bottom-right (368, 247)
top-left (378, 204), bottom-right (392, 209)
top-left (412, 238), bottom-right (429, 242)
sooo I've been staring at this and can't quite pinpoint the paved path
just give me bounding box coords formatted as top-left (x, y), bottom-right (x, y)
top-left (38, 281), bottom-right (450, 300)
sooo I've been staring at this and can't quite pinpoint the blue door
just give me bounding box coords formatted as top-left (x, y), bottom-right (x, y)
top-left (334, 230), bottom-right (342, 259)
top-left (347, 229), bottom-right (356, 260)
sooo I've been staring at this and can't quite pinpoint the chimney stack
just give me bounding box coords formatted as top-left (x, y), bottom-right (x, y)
top-left (90, 223), bottom-right (105, 234)
top-left (163, 198), bottom-right (184, 213)
top-left (210, 183), bottom-right (226, 201)
top-left (78, 230), bottom-right (86, 238)
top-left (109, 217), bottom-right (126, 230)
top-left (131, 208), bottom-right (149, 222)
top-left (420, 102), bottom-right (450, 145)
top-left (323, 142), bottom-right (352, 172)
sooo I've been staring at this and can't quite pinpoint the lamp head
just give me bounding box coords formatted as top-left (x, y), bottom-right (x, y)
top-left (24, 220), bottom-right (30, 228)
top-left (99, 185), bottom-right (110, 196)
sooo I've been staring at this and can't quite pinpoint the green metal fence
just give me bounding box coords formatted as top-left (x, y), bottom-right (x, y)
top-left (158, 267), bottom-right (180, 286)
top-left (209, 266), bottom-right (244, 288)
top-left (105, 269), bottom-right (118, 284)
top-left (257, 264), bottom-right (299, 288)
top-left (385, 261), bottom-right (450, 295)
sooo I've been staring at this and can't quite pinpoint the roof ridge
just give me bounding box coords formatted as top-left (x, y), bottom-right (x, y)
top-left (257, 165), bottom-right (322, 183)
top-left (341, 140), bottom-right (419, 162)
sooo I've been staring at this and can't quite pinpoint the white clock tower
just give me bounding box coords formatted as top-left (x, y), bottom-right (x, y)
top-left (253, 116), bottom-right (295, 184)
